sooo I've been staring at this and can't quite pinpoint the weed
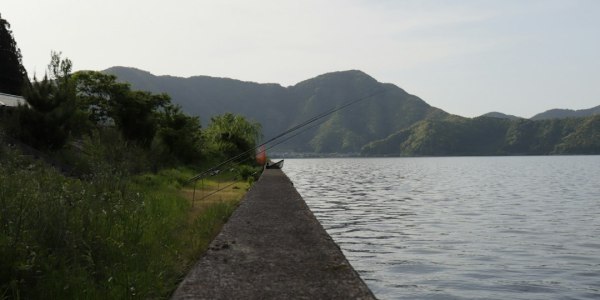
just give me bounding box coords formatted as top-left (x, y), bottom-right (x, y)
top-left (0, 146), bottom-right (248, 299)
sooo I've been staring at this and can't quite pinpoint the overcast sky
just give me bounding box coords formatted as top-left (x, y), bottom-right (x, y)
top-left (3, 0), bottom-right (599, 117)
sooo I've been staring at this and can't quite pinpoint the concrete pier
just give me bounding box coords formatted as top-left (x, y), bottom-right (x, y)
top-left (171, 169), bottom-right (376, 299)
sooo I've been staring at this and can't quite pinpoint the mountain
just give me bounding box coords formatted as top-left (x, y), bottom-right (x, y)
top-left (361, 115), bottom-right (600, 156)
top-left (480, 111), bottom-right (523, 120)
top-left (103, 67), bottom-right (448, 153)
top-left (531, 105), bottom-right (600, 120)
top-left (103, 67), bottom-right (599, 155)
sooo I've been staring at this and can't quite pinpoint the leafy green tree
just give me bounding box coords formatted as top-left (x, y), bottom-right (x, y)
top-left (0, 13), bottom-right (28, 95)
top-left (8, 52), bottom-right (86, 150)
top-left (205, 113), bottom-right (261, 161)
top-left (72, 71), bottom-right (130, 125)
top-left (154, 104), bottom-right (203, 163)
top-left (112, 90), bottom-right (169, 146)
top-left (73, 71), bottom-right (170, 147)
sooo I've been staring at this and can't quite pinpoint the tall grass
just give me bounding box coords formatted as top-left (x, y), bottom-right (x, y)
top-left (0, 146), bottom-right (246, 299)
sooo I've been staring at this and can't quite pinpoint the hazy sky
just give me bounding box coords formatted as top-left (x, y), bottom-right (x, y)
top-left (3, 0), bottom-right (599, 117)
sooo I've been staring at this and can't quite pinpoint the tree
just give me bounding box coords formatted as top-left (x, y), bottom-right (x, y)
top-left (155, 104), bottom-right (203, 163)
top-left (0, 13), bottom-right (28, 95)
top-left (72, 70), bottom-right (130, 125)
top-left (72, 71), bottom-right (170, 146)
top-left (7, 52), bottom-right (86, 150)
top-left (111, 90), bottom-right (169, 146)
top-left (204, 113), bottom-right (261, 161)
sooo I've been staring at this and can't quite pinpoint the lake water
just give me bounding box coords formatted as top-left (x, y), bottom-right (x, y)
top-left (283, 157), bottom-right (600, 300)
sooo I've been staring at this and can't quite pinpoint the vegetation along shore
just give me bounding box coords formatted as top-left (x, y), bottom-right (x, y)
top-left (1, 16), bottom-right (263, 297)
top-left (0, 60), bottom-right (262, 298)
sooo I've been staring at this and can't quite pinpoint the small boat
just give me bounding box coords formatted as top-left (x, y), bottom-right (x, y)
top-left (265, 159), bottom-right (284, 169)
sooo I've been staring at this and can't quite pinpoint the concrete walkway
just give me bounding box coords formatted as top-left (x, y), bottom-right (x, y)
top-left (171, 169), bottom-right (376, 299)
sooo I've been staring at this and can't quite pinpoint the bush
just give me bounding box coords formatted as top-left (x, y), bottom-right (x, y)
top-left (234, 164), bottom-right (261, 184)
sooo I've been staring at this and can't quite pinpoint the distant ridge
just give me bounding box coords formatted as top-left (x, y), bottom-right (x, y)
top-left (361, 115), bottom-right (600, 156)
top-left (531, 105), bottom-right (600, 120)
top-left (480, 111), bottom-right (523, 120)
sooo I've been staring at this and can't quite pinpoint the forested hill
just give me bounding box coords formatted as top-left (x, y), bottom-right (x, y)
top-left (103, 67), bottom-right (447, 153)
top-left (531, 105), bottom-right (600, 120)
top-left (479, 112), bottom-right (523, 120)
top-left (361, 115), bottom-right (600, 156)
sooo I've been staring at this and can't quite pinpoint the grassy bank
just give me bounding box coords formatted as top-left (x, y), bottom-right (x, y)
top-left (0, 147), bottom-right (254, 299)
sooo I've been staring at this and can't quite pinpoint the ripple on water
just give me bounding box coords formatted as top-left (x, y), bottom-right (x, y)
top-left (284, 157), bottom-right (600, 300)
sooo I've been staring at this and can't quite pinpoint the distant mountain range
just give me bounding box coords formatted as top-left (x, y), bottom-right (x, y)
top-left (103, 67), bottom-right (447, 153)
top-left (362, 115), bottom-right (600, 156)
top-left (103, 67), bottom-right (600, 155)
top-left (480, 105), bottom-right (600, 120)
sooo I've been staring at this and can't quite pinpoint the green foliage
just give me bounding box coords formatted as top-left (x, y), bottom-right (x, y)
top-left (204, 113), bottom-right (261, 161)
top-left (5, 59), bottom-right (207, 165)
top-left (113, 90), bottom-right (169, 146)
top-left (77, 128), bottom-right (152, 174)
top-left (72, 70), bottom-right (130, 125)
top-left (4, 54), bottom-right (268, 172)
top-left (155, 105), bottom-right (203, 164)
top-left (72, 69), bottom-right (170, 146)
top-left (234, 164), bottom-right (261, 184)
top-left (73, 70), bottom-right (204, 164)
top-left (0, 14), bottom-right (28, 95)
top-left (6, 52), bottom-right (87, 150)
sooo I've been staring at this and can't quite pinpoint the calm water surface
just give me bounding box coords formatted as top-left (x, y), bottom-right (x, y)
top-left (283, 157), bottom-right (600, 300)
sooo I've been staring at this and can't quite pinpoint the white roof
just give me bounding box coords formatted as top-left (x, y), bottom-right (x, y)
top-left (0, 93), bottom-right (26, 107)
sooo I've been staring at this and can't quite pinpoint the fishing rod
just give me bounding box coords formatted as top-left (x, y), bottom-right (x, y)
top-left (261, 88), bottom-right (388, 149)
top-left (188, 116), bottom-right (339, 203)
top-left (261, 116), bottom-right (329, 155)
top-left (192, 117), bottom-right (328, 202)
top-left (187, 88), bottom-right (388, 183)
top-left (202, 115), bottom-right (329, 178)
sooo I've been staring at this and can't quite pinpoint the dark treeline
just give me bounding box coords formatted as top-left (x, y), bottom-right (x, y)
top-left (1, 13), bottom-right (260, 169)
top-left (0, 13), bottom-right (27, 96)
top-left (1, 52), bottom-right (261, 174)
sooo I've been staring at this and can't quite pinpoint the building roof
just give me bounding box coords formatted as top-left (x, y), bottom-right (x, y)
top-left (0, 93), bottom-right (26, 107)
